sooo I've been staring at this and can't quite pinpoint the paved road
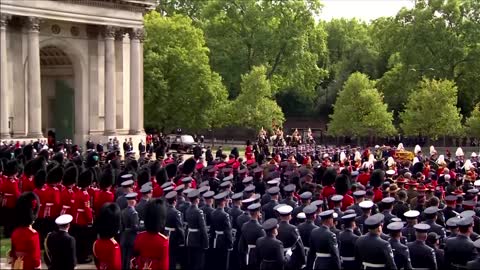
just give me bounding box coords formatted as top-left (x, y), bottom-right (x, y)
top-left (0, 258), bottom-right (96, 269)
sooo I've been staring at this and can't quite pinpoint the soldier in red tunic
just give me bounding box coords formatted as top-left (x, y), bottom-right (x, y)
top-left (40, 165), bottom-right (63, 240)
top-left (0, 160), bottom-right (21, 237)
top-left (9, 192), bottom-right (42, 270)
top-left (132, 198), bottom-right (169, 270)
top-left (72, 170), bottom-right (94, 263)
top-left (32, 169), bottom-right (47, 248)
top-left (60, 166), bottom-right (78, 216)
top-left (93, 203), bottom-right (122, 270)
top-left (94, 168), bottom-right (115, 218)
top-left (152, 168), bottom-right (169, 198)
top-left (19, 160), bottom-right (36, 193)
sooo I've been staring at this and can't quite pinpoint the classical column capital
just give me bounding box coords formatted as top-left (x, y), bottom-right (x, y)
top-left (129, 28), bottom-right (144, 42)
top-left (115, 29), bottom-right (126, 41)
top-left (26, 17), bottom-right (40, 32)
top-left (86, 24), bottom-right (99, 39)
top-left (102, 25), bottom-right (116, 39)
top-left (0, 14), bottom-right (12, 28)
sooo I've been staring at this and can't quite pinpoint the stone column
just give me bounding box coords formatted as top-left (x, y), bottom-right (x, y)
top-left (0, 15), bottom-right (11, 139)
top-left (27, 17), bottom-right (43, 138)
top-left (104, 26), bottom-right (116, 135)
top-left (129, 28), bottom-right (144, 135)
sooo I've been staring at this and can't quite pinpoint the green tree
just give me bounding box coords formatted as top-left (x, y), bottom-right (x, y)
top-left (143, 12), bottom-right (230, 131)
top-left (233, 66), bottom-right (285, 130)
top-left (400, 78), bottom-right (463, 139)
top-left (328, 72), bottom-right (396, 137)
top-left (465, 104), bottom-right (480, 138)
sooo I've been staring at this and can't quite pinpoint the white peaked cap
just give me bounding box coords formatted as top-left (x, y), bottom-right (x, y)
top-left (397, 143), bottom-right (404, 150)
top-left (474, 180), bottom-right (480, 187)
top-left (55, 214), bottom-right (73, 226)
top-left (456, 147), bottom-right (464, 157)
top-left (414, 145), bottom-right (421, 155)
top-left (430, 146), bottom-right (436, 155)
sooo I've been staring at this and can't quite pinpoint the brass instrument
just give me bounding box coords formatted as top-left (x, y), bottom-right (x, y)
top-left (394, 150), bottom-right (415, 162)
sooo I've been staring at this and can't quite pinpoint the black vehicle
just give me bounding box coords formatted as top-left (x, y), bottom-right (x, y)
top-left (165, 134), bottom-right (197, 153)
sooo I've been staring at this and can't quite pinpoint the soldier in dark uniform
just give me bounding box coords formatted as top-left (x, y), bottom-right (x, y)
top-left (280, 184), bottom-right (298, 209)
top-left (426, 232), bottom-right (445, 270)
top-left (387, 222), bottom-right (412, 270)
top-left (446, 217), bottom-right (461, 238)
top-left (355, 213), bottom-right (397, 269)
top-left (200, 191), bottom-right (215, 232)
top-left (467, 239), bottom-right (480, 269)
top-left (338, 213), bottom-right (359, 270)
top-left (444, 216), bottom-right (477, 269)
top-left (229, 192), bottom-right (244, 270)
top-left (44, 214), bottom-right (76, 270)
top-left (348, 190), bottom-right (366, 216)
top-left (423, 206), bottom-right (447, 244)
top-left (402, 210), bottom-right (420, 242)
top-left (355, 200), bottom-right (374, 234)
top-left (116, 178), bottom-right (134, 210)
top-left (380, 197), bottom-right (398, 234)
top-left (443, 195), bottom-right (459, 222)
top-left (165, 191), bottom-right (185, 270)
top-left (185, 189), bottom-right (209, 270)
top-left (239, 203), bottom-right (266, 270)
top-left (120, 192), bottom-right (139, 270)
top-left (135, 184), bottom-right (152, 223)
top-left (263, 187), bottom-right (280, 220)
top-left (209, 191), bottom-right (233, 270)
top-left (331, 195), bottom-right (344, 220)
top-left (408, 223), bottom-right (437, 269)
top-left (298, 205), bottom-right (318, 266)
top-left (307, 210), bottom-right (340, 270)
top-left (276, 204), bottom-right (306, 270)
top-left (256, 218), bottom-right (287, 270)
top-left (292, 192), bottom-right (312, 225)
top-left (392, 190), bottom-right (410, 220)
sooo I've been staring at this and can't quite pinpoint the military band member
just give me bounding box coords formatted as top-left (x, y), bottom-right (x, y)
top-left (256, 218), bottom-right (287, 270)
top-left (408, 224), bottom-right (437, 269)
top-left (165, 190), bottom-right (185, 270)
top-left (355, 213), bottom-right (397, 269)
top-left (402, 210), bottom-right (420, 242)
top-left (239, 203), bottom-right (266, 270)
top-left (45, 214), bottom-right (76, 270)
top-left (338, 213), bottom-right (359, 270)
top-left (444, 216), bottom-right (477, 269)
top-left (308, 210), bottom-right (340, 270)
top-left (185, 189), bottom-right (209, 270)
top-left (120, 192), bottom-right (140, 270)
top-left (387, 222), bottom-right (412, 270)
top-left (210, 191), bottom-right (233, 270)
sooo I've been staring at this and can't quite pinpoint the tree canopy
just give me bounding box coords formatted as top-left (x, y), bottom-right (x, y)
top-left (465, 104), bottom-right (480, 138)
top-left (400, 78), bottom-right (463, 139)
top-left (328, 72), bottom-right (395, 137)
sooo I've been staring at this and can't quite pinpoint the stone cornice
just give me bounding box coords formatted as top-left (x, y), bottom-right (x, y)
top-left (61, 0), bottom-right (156, 13)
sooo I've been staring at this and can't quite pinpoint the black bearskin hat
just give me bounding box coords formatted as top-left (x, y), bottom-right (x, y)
top-left (182, 158), bottom-right (196, 175)
top-left (231, 147), bottom-right (240, 159)
top-left (78, 169), bottom-right (93, 188)
top-left (165, 163), bottom-right (177, 179)
top-left (15, 192), bottom-right (40, 227)
top-left (85, 152), bottom-right (99, 168)
top-left (34, 169), bottom-right (46, 189)
top-left (24, 160), bottom-right (34, 177)
top-left (99, 168), bottom-right (114, 189)
top-left (322, 168), bottom-right (337, 186)
top-left (335, 174), bottom-right (349, 195)
top-left (47, 161), bottom-right (59, 174)
top-left (62, 166), bottom-right (78, 186)
top-left (412, 162), bottom-right (424, 176)
top-left (4, 160), bottom-right (18, 177)
top-left (23, 144), bottom-right (34, 161)
top-left (155, 168), bottom-right (168, 185)
top-left (95, 203), bottom-right (121, 239)
top-left (137, 169), bottom-right (151, 188)
top-left (373, 160), bottom-right (385, 171)
top-left (370, 169), bottom-right (384, 188)
top-left (47, 165), bottom-right (64, 184)
top-left (447, 161), bottom-right (456, 170)
top-left (31, 158), bottom-right (46, 177)
top-left (126, 159), bottom-right (139, 172)
top-left (37, 149), bottom-right (49, 162)
top-left (72, 156), bottom-right (83, 168)
top-left (52, 152), bottom-right (64, 165)
top-left (144, 198), bottom-right (167, 233)
top-left (150, 161), bottom-right (160, 177)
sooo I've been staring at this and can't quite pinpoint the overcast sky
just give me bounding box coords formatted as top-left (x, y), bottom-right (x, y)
top-left (318, 0), bottom-right (415, 22)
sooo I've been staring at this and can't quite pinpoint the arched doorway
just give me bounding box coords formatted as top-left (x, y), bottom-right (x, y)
top-left (40, 45), bottom-right (75, 142)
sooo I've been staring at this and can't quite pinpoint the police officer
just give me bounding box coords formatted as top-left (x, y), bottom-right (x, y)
top-left (407, 223), bottom-right (437, 269)
top-left (338, 213), bottom-right (359, 270)
top-left (239, 203), bottom-right (266, 270)
top-left (467, 239), bottom-right (480, 269)
top-left (355, 200), bottom-right (374, 234)
top-left (116, 178), bottom-right (134, 210)
top-left (402, 210), bottom-right (420, 242)
top-left (165, 190), bottom-right (185, 270)
top-left (120, 192), bottom-right (139, 270)
top-left (185, 189), bottom-right (209, 270)
top-left (263, 187), bottom-right (280, 220)
top-left (44, 214), bottom-right (76, 270)
top-left (308, 210), bottom-right (341, 270)
top-left (256, 218), bottom-right (287, 270)
top-left (387, 222), bottom-right (412, 270)
top-left (209, 191), bottom-right (233, 270)
top-left (298, 205), bottom-right (318, 266)
top-left (423, 206), bottom-right (447, 244)
top-left (380, 197), bottom-right (398, 234)
top-left (277, 204), bottom-right (306, 270)
top-left (444, 216), bottom-right (477, 269)
top-left (135, 183), bottom-right (152, 223)
top-left (355, 213), bottom-right (397, 269)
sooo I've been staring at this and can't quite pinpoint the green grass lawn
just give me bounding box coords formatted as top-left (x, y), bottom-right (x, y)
top-left (1, 237), bottom-right (9, 258)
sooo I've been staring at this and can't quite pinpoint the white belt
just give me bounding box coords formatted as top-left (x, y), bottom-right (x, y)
top-left (165, 227), bottom-right (175, 238)
top-left (44, 203), bottom-right (54, 217)
top-left (60, 205), bottom-right (71, 215)
top-left (215, 231), bottom-right (224, 235)
top-left (363, 262), bottom-right (386, 268)
top-left (232, 228), bottom-right (237, 238)
top-left (246, 245), bottom-right (256, 266)
top-left (214, 231), bottom-right (224, 248)
top-left (341, 256), bottom-right (355, 261)
top-left (304, 247), bottom-right (310, 262)
top-left (188, 228), bottom-right (199, 232)
top-left (316, 253), bottom-right (332, 258)
top-left (46, 203), bottom-right (54, 206)
top-left (451, 264), bottom-right (468, 269)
